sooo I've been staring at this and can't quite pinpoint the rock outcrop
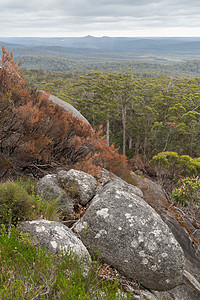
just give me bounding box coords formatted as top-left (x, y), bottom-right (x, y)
top-left (35, 169), bottom-right (200, 296)
top-left (48, 93), bottom-right (90, 125)
top-left (73, 177), bottom-right (185, 291)
top-left (36, 169), bottom-right (97, 219)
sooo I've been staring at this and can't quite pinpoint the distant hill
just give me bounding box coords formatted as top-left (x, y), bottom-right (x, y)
top-left (1, 36), bottom-right (200, 63)
top-left (1, 37), bottom-right (200, 76)
top-left (1, 36), bottom-right (200, 51)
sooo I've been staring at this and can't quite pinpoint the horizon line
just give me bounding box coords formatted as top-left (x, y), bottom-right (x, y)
top-left (1, 35), bottom-right (200, 38)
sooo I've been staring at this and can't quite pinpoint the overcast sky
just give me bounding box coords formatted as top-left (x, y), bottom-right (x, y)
top-left (1, 0), bottom-right (200, 37)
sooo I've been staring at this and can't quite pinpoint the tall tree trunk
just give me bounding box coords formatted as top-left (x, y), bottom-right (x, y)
top-left (122, 104), bottom-right (126, 155)
top-left (129, 137), bottom-right (132, 149)
top-left (106, 118), bottom-right (109, 146)
top-left (128, 98), bottom-right (134, 150)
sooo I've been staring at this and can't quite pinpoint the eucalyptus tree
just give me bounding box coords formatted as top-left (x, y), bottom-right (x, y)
top-left (72, 72), bottom-right (119, 145)
top-left (104, 73), bottom-right (138, 155)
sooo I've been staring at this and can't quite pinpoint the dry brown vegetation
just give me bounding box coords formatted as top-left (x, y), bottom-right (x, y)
top-left (0, 48), bottom-right (129, 180)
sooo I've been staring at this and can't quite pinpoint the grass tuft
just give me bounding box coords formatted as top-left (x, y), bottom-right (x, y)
top-left (0, 226), bottom-right (131, 299)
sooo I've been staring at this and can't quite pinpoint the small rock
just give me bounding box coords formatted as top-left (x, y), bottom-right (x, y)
top-left (35, 173), bottom-right (74, 217)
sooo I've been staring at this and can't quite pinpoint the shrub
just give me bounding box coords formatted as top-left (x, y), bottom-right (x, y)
top-left (74, 125), bottom-right (130, 179)
top-left (0, 181), bottom-right (35, 228)
top-left (172, 176), bottom-right (200, 207)
top-left (151, 151), bottom-right (200, 182)
top-left (0, 179), bottom-right (61, 229)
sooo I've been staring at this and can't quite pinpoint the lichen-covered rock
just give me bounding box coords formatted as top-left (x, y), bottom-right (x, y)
top-left (35, 174), bottom-right (74, 217)
top-left (36, 170), bottom-right (97, 216)
top-left (19, 219), bottom-right (91, 272)
top-left (104, 177), bottom-right (143, 198)
top-left (73, 178), bottom-right (185, 291)
top-left (57, 169), bottom-right (97, 205)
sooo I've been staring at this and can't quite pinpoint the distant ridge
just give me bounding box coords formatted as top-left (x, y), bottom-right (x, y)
top-left (1, 36), bottom-right (200, 65)
top-left (1, 36), bottom-right (200, 51)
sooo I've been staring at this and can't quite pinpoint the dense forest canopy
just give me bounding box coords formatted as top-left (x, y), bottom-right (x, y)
top-left (14, 56), bottom-right (200, 77)
top-left (24, 69), bottom-right (200, 160)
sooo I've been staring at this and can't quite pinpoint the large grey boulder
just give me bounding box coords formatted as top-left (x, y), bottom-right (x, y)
top-left (96, 169), bottom-right (143, 198)
top-left (131, 171), bottom-right (200, 299)
top-left (73, 178), bottom-right (185, 291)
top-left (37, 91), bottom-right (90, 125)
top-left (19, 220), bottom-right (91, 271)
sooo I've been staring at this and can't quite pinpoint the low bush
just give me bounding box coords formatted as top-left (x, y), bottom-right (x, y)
top-left (0, 181), bottom-right (35, 228)
top-left (0, 179), bottom-right (61, 229)
top-left (172, 176), bottom-right (200, 208)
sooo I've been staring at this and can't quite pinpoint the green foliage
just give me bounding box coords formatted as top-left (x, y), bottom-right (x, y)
top-left (0, 181), bottom-right (35, 227)
top-left (0, 179), bottom-right (61, 228)
top-left (151, 152), bottom-right (200, 182)
top-left (0, 227), bottom-right (131, 299)
top-left (172, 177), bottom-right (200, 207)
top-left (30, 182), bottom-right (61, 221)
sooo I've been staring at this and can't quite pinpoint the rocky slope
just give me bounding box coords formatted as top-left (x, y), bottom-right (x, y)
top-left (19, 169), bottom-right (200, 299)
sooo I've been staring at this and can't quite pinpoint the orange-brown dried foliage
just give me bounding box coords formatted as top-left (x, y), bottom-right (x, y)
top-left (0, 48), bottom-right (130, 179)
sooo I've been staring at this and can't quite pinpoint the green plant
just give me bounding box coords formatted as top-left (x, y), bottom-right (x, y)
top-left (151, 151), bottom-right (200, 182)
top-left (0, 179), bottom-right (61, 230)
top-left (172, 176), bottom-right (200, 207)
top-left (84, 225), bottom-right (89, 238)
top-left (17, 176), bottom-right (38, 195)
top-left (0, 227), bottom-right (132, 299)
top-left (0, 181), bottom-right (35, 228)
top-left (31, 183), bottom-right (61, 221)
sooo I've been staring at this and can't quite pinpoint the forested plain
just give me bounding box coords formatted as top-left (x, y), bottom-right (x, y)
top-left (17, 55), bottom-right (200, 77)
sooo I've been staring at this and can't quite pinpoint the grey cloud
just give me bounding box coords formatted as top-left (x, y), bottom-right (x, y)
top-left (2, 0), bottom-right (199, 15)
top-left (1, 0), bottom-right (200, 36)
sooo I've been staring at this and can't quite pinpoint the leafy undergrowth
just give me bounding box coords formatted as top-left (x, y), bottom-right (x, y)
top-left (0, 178), bottom-right (61, 229)
top-left (0, 226), bottom-right (131, 300)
